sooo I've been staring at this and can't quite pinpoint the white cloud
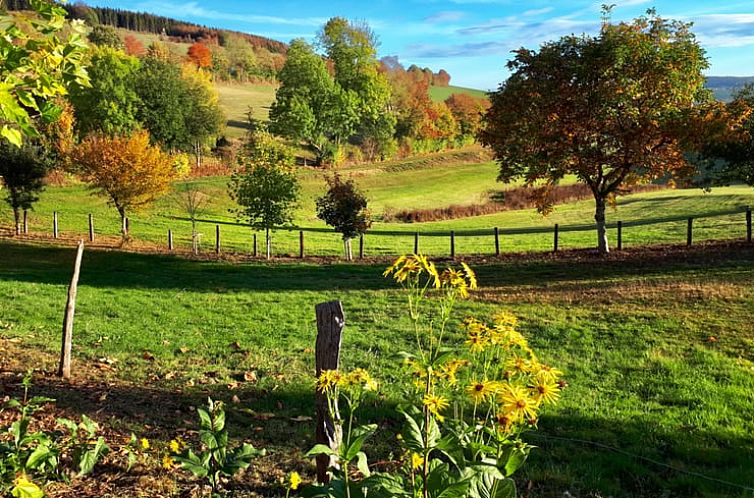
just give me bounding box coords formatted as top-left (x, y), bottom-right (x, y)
top-left (134, 1), bottom-right (328, 27)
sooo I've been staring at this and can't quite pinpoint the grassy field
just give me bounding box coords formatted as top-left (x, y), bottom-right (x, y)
top-left (216, 83), bottom-right (277, 139)
top-left (1, 239), bottom-right (753, 497)
top-left (429, 84), bottom-right (489, 102)
top-left (2, 149), bottom-right (752, 257)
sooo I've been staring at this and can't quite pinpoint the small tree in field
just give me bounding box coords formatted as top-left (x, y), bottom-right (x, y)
top-left (0, 141), bottom-right (51, 234)
top-left (174, 182), bottom-right (210, 254)
top-left (229, 139), bottom-right (299, 259)
top-left (316, 174), bottom-right (371, 260)
top-left (73, 130), bottom-right (181, 238)
top-left (480, 9), bottom-right (713, 254)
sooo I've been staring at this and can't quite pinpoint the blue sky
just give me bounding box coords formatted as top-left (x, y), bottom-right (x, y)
top-left (89, 0), bottom-right (754, 89)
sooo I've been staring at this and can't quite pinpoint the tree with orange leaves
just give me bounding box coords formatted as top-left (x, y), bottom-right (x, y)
top-left (445, 93), bottom-right (490, 139)
top-left (481, 9), bottom-right (714, 254)
top-left (72, 130), bottom-right (182, 238)
top-left (187, 42), bottom-right (212, 69)
top-left (124, 35), bottom-right (146, 57)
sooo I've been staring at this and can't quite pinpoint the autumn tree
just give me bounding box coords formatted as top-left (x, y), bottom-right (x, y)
top-left (316, 174), bottom-right (371, 260)
top-left (187, 41), bottom-right (212, 69)
top-left (69, 47), bottom-right (141, 136)
top-left (229, 138), bottom-right (299, 259)
top-left (73, 130), bottom-right (181, 238)
top-left (434, 69), bottom-right (451, 87)
top-left (0, 0), bottom-right (89, 146)
top-left (480, 10), bottom-right (711, 254)
top-left (124, 35), bottom-right (146, 57)
top-left (181, 63), bottom-right (225, 167)
top-left (445, 93), bottom-right (490, 140)
top-left (174, 182), bottom-right (209, 254)
top-left (698, 85), bottom-right (754, 187)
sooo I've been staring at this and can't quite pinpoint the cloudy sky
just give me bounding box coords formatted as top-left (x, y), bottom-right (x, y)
top-left (88, 0), bottom-right (754, 89)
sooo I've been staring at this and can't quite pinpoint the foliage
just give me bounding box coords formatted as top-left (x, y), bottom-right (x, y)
top-left (87, 24), bottom-right (122, 49)
top-left (187, 42), bottom-right (213, 69)
top-left (229, 137), bottom-right (300, 257)
top-left (0, 0), bottom-right (89, 146)
top-left (307, 256), bottom-right (562, 498)
top-left (316, 174), bottom-right (371, 241)
top-left (69, 47), bottom-right (141, 136)
top-left (444, 93), bottom-right (490, 139)
top-left (181, 63), bottom-right (226, 163)
top-left (0, 372), bottom-right (109, 497)
top-left (0, 140), bottom-right (52, 231)
top-left (480, 9), bottom-right (714, 253)
top-left (72, 130), bottom-right (181, 232)
top-left (174, 181), bottom-right (210, 254)
top-left (269, 38), bottom-right (358, 165)
top-left (173, 398), bottom-right (265, 495)
top-left (123, 35), bottom-right (146, 57)
top-left (697, 84), bottom-right (754, 187)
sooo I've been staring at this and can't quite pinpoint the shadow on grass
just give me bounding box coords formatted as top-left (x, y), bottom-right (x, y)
top-left (0, 239), bottom-right (752, 294)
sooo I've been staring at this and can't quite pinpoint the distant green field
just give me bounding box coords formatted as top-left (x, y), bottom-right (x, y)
top-left (216, 83), bottom-right (277, 138)
top-left (429, 84), bottom-right (488, 102)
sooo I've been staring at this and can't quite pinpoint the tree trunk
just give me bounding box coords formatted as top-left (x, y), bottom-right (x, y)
top-left (265, 227), bottom-right (271, 260)
top-left (595, 195), bottom-right (609, 254)
top-left (13, 207), bottom-right (21, 236)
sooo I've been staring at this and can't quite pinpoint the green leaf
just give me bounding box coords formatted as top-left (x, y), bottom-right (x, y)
top-left (1, 126), bottom-right (23, 147)
top-left (25, 444), bottom-right (53, 470)
top-left (197, 408), bottom-right (211, 430)
top-left (355, 451), bottom-right (370, 477)
top-left (305, 443), bottom-right (338, 457)
top-left (503, 448), bottom-right (528, 477)
top-left (11, 479), bottom-right (44, 498)
top-left (399, 409), bottom-right (425, 452)
top-left (78, 437), bottom-right (109, 476)
top-left (345, 424), bottom-right (377, 461)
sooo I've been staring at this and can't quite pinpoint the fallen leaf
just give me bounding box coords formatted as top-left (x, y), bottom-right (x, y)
top-left (229, 341), bottom-right (242, 351)
top-left (178, 347), bottom-right (190, 354)
top-left (243, 371), bottom-right (257, 383)
top-left (142, 351), bottom-right (155, 361)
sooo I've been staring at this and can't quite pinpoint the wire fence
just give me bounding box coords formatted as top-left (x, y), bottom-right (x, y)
top-left (7, 205), bottom-right (753, 258)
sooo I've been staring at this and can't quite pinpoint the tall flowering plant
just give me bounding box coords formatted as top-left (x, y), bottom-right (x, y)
top-left (306, 255), bottom-right (563, 498)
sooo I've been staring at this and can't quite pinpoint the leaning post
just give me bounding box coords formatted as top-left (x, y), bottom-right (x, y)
top-left (58, 240), bottom-right (85, 379)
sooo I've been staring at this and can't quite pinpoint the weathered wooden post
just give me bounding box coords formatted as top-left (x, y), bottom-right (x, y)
top-left (494, 227), bottom-right (500, 256)
top-left (414, 232), bottom-right (419, 254)
top-left (215, 225), bottom-right (221, 255)
top-left (252, 234), bottom-right (258, 257)
top-left (553, 224), bottom-right (559, 252)
top-left (746, 207), bottom-right (752, 243)
top-left (450, 230), bottom-right (456, 259)
top-left (299, 231), bottom-right (305, 259)
top-left (22, 210), bottom-right (28, 235)
top-left (314, 301), bottom-right (345, 483)
top-left (53, 212), bottom-right (59, 239)
top-left (88, 214), bottom-right (94, 242)
top-left (687, 217), bottom-right (693, 247)
top-left (58, 240), bottom-right (84, 379)
top-left (168, 229), bottom-right (174, 251)
top-left (617, 221), bottom-right (623, 251)
top-left (125, 217), bottom-right (130, 235)
top-left (359, 234), bottom-right (364, 259)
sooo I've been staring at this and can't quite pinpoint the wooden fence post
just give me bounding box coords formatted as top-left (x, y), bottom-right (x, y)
top-left (617, 221), bottom-right (623, 251)
top-left (299, 231), bottom-right (305, 259)
top-left (414, 232), bottom-right (419, 254)
top-left (494, 227), bottom-right (500, 256)
top-left (314, 301), bottom-right (345, 483)
top-left (553, 224), bottom-right (559, 252)
top-left (215, 225), bottom-right (221, 255)
top-left (747, 207), bottom-right (752, 243)
top-left (58, 240), bottom-right (84, 379)
top-left (88, 214), bottom-right (94, 242)
top-left (450, 230), bottom-right (456, 259)
top-left (687, 217), bottom-right (693, 247)
top-left (253, 234), bottom-right (258, 257)
top-left (23, 210), bottom-right (28, 235)
top-left (53, 212), bottom-right (59, 239)
top-left (359, 234), bottom-right (364, 259)
top-left (168, 230), bottom-right (173, 251)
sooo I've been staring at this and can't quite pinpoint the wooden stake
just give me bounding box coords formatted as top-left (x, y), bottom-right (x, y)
top-left (494, 227), bottom-right (500, 256)
top-left (53, 211), bottom-right (59, 239)
top-left (253, 234), bottom-right (258, 257)
top-left (359, 234), bottom-right (364, 259)
top-left (23, 210), bottom-right (28, 234)
top-left (414, 232), bottom-right (419, 254)
top-left (168, 229), bottom-right (173, 251)
top-left (215, 225), bottom-right (221, 255)
top-left (58, 240), bottom-right (84, 379)
top-left (746, 207), bottom-right (752, 244)
top-left (617, 221), bottom-right (623, 251)
top-left (687, 217), bottom-right (693, 247)
top-left (299, 230), bottom-right (305, 259)
top-left (314, 301), bottom-right (345, 483)
top-left (450, 230), bottom-right (456, 259)
top-left (553, 224), bottom-right (559, 252)
top-left (88, 214), bottom-right (94, 242)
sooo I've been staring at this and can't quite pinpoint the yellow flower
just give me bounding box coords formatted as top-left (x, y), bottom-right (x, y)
top-left (169, 440), bottom-right (180, 453)
top-left (531, 376), bottom-right (561, 405)
top-left (289, 471), bottom-right (302, 490)
top-left (498, 385), bottom-right (538, 422)
top-left (140, 438), bottom-right (150, 450)
top-left (422, 394), bottom-right (449, 422)
top-left (465, 329), bottom-right (489, 353)
top-left (411, 452), bottom-right (424, 470)
top-left (316, 370), bottom-right (341, 392)
top-left (506, 356), bottom-right (531, 374)
top-left (465, 380), bottom-right (495, 404)
top-left (537, 364), bottom-right (564, 383)
top-left (162, 455), bottom-right (174, 469)
top-left (439, 359), bottom-right (466, 385)
top-left (460, 262), bottom-right (478, 289)
top-left (383, 255), bottom-right (406, 278)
